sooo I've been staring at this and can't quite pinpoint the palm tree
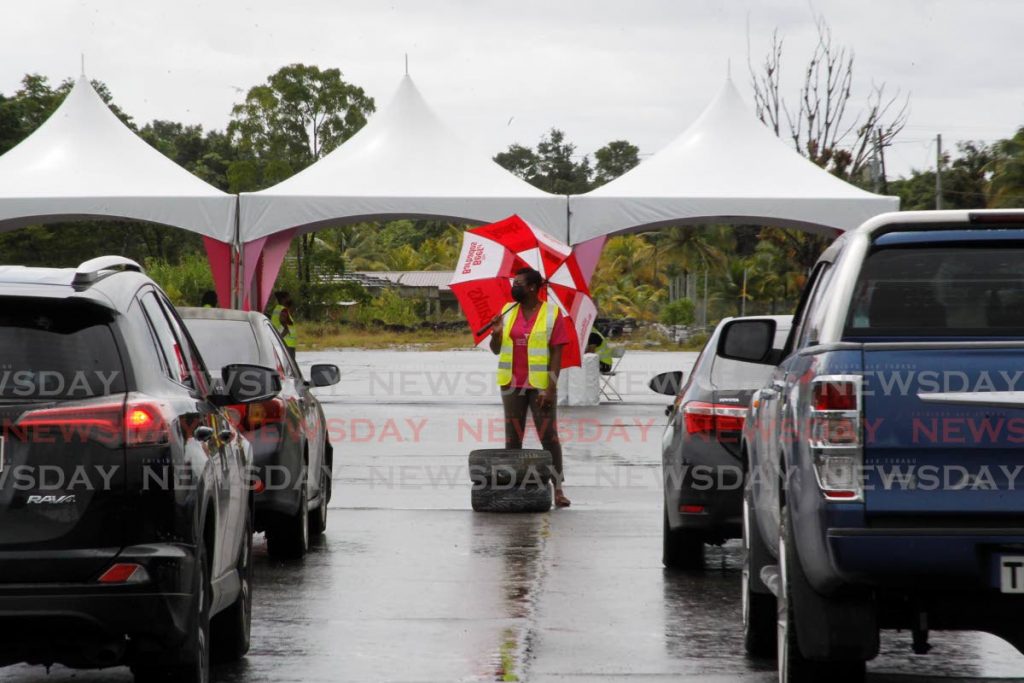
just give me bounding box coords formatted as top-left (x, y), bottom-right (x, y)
top-left (987, 128), bottom-right (1024, 208)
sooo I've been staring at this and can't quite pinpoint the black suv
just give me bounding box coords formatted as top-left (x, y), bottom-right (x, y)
top-left (0, 256), bottom-right (279, 682)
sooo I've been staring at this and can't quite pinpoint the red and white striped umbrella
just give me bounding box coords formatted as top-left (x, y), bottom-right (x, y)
top-left (449, 215), bottom-right (596, 368)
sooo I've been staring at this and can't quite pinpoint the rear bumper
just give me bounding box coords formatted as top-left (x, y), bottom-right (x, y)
top-left (0, 543), bottom-right (196, 668)
top-left (248, 426), bottom-right (303, 525)
top-left (665, 480), bottom-right (742, 542)
top-left (828, 528), bottom-right (1024, 584)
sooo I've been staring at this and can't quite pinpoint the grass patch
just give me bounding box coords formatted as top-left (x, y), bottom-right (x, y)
top-left (297, 323), bottom-right (474, 351)
top-left (296, 322), bottom-right (709, 352)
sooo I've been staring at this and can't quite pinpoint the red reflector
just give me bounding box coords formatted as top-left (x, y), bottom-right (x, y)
top-left (824, 490), bottom-right (858, 500)
top-left (252, 479), bottom-right (266, 494)
top-left (98, 563), bottom-right (142, 584)
top-left (680, 505), bottom-right (705, 514)
top-left (813, 382), bottom-right (857, 411)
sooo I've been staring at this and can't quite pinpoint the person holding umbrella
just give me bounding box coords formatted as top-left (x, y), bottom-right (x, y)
top-left (487, 267), bottom-right (572, 508)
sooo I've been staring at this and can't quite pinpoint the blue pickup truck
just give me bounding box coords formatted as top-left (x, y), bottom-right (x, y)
top-left (732, 210), bottom-right (1024, 682)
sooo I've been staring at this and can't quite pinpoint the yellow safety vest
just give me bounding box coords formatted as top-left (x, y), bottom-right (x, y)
top-left (594, 330), bottom-right (613, 366)
top-left (496, 301), bottom-right (556, 389)
top-left (271, 304), bottom-right (297, 348)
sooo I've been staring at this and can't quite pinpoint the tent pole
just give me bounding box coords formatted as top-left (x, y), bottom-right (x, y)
top-left (232, 196), bottom-right (242, 309)
top-left (565, 195), bottom-right (572, 245)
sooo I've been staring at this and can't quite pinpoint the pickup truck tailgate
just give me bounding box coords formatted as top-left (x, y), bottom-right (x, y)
top-left (862, 346), bottom-right (1024, 517)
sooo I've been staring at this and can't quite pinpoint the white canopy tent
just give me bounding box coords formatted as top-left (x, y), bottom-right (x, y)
top-left (239, 75), bottom-right (568, 243)
top-left (0, 76), bottom-right (236, 242)
top-left (568, 79), bottom-right (899, 244)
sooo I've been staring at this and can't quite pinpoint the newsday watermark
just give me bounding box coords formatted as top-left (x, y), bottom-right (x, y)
top-left (2, 462), bottom-right (1023, 495)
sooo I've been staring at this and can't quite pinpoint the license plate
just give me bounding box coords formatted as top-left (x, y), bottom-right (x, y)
top-left (1000, 556), bottom-right (1024, 593)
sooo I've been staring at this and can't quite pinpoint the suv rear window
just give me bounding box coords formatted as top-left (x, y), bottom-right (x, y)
top-left (0, 300), bottom-right (125, 398)
top-left (184, 318), bottom-right (260, 373)
top-left (845, 246), bottom-right (1024, 337)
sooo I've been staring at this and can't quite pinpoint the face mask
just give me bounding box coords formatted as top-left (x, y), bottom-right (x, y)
top-left (510, 284), bottom-right (526, 302)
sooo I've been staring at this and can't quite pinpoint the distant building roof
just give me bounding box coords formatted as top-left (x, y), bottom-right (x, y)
top-left (332, 270), bottom-right (454, 291)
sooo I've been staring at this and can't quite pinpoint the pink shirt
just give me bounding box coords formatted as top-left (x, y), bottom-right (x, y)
top-left (510, 305), bottom-right (569, 388)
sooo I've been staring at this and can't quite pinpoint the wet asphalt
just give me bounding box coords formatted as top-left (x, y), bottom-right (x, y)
top-left (3, 349), bottom-right (1024, 682)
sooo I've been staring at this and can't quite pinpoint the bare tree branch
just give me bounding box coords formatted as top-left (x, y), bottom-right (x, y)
top-left (751, 15), bottom-right (910, 184)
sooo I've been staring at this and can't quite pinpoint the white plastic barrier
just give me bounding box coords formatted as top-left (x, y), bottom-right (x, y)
top-left (557, 353), bottom-right (601, 406)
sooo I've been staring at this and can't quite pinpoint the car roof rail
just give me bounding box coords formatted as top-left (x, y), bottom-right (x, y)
top-left (72, 256), bottom-right (144, 289)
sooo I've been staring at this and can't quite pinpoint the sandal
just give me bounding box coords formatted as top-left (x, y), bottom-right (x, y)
top-left (554, 490), bottom-right (571, 508)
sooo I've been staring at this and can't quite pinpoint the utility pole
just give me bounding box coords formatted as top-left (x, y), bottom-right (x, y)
top-left (936, 134), bottom-right (944, 210)
top-left (740, 268), bottom-right (748, 317)
top-left (702, 268), bottom-right (709, 329)
top-left (870, 136), bottom-right (881, 193)
top-left (877, 126), bottom-right (889, 194)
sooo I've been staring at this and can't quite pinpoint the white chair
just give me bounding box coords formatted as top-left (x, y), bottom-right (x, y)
top-left (599, 346), bottom-right (626, 402)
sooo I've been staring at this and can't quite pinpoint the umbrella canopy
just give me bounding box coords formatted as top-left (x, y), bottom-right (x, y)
top-left (449, 215), bottom-right (596, 368)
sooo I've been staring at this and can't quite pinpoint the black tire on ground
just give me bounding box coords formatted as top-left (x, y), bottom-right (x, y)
top-left (662, 502), bottom-right (704, 570)
top-left (211, 502), bottom-right (253, 662)
top-left (471, 483), bottom-right (552, 513)
top-left (133, 541), bottom-right (211, 683)
top-left (778, 507), bottom-right (866, 683)
top-left (468, 449), bottom-right (553, 486)
top-left (324, 440), bottom-right (334, 504)
top-left (743, 491), bottom-right (776, 658)
top-left (308, 463), bottom-right (329, 537)
top-left (267, 482), bottom-right (309, 560)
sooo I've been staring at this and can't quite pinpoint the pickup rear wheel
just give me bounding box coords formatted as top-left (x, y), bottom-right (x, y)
top-left (743, 493), bottom-right (776, 658)
top-left (662, 502), bottom-right (704, 570)
top-left (778, 507), bottom-right (865, 683)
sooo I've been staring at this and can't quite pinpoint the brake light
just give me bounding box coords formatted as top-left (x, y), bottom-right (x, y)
top-left (16, 400), bottom-right (122, 434)
top-left (813, 381), bottom-right (857, 411)
top-left (233, 398), bottom-right (285, 431)
top-left (15, 394), bottom-right (170, 448)
top-left (124, 400), bottom-right (169, 447)
top-left (809, 375), bottom-right (864, 502)
top-left (683, 402), bottom-right (747, 435)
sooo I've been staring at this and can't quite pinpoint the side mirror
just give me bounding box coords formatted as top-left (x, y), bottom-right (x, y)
top-left (309, 363), bottom-right (341, 387)
top-left (211, 364), bottom-right (282, 405)
top-left (649, 370), bottom-right (684, 396)
top-left (717, 319), bottom-right (777, 364)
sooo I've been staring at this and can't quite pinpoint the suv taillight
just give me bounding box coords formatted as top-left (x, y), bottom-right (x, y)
top-left (229, 397), bottom-right (285, 431)
top-left (809, 375), bottom-right (863, 501)
top-left (16, 393), bottom-right (170, 448)
top-left (683, 402), bottom-right (747, 435)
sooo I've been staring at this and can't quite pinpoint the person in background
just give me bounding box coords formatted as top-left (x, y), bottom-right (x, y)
top-left (488, 267), bottom-right (572, 508)
top-left (586, 328), bottom-right (613, 373)
top-left (200, 290), bottom-right (218, 308)
top-left (271, 290), bottom-right (297, 360)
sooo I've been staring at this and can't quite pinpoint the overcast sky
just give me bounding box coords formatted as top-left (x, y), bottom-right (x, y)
top-left (4, 0), bottom-right (1023, 178)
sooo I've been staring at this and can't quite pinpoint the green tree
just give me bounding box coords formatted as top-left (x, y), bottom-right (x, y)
top-left (986, 130), bottom-right (1024, 208)
top-left (661, 298), bottom-right (695, 326)
top-left (495, 128), bottom-right (592, 194)
top-left (229, 64), bottom-right (376, 283)
top-left (228, 63), bottom-right (375, 174)
top-left (593, 140), bottom-right (640, 187)
top-left (891, 141), bottom-right (991, 210)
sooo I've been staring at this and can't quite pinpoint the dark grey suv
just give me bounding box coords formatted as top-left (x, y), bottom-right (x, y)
top-left (650, 315), bottom-right (791, 569)
top-left (180, 308), bottom-right (339, 560)
top-left (0, 256), bottom-right (278, 682)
